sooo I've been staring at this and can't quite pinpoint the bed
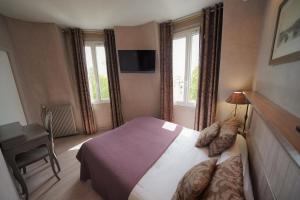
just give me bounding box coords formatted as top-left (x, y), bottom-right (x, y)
top-left (76, 117), bottom-right (253, 200)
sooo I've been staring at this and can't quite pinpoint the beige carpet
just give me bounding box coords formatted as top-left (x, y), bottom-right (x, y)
top-left (23, 133), bottom-right (104, 200)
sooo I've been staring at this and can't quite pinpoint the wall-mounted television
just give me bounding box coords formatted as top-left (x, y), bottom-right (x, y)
top-left (118, 50), bottom-right (155, 73)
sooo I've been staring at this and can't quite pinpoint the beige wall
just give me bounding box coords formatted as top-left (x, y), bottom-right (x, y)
top-left (0, 15), bottom-right (26, 199)
top-left (5, 18), bottom-right (83, 132)
top-left (0, 15), bottom-right (13, 51)
top-left (92, 103), bottom-right (112, 131)
top-left (173, 105), bottom-right (195, 129)
top-left (0, 50), bottom-right (26, 126)
top-left (216, 0), bottom-right (266, 122)
top-left (114, 22), bottom-right (161, 121)
top-left (0, 149), bottom-right (20, 200)
top-left (253, 0), bottom-right (300, 118)
top-left (0, 15), bottom-right (28, 122)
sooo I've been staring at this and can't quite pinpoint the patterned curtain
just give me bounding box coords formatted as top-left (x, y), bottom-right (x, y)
top-left (104, 29), bottom-right (124, 128)
top-left (194, 3), bottom-right (223, 131)
top-left (160, 22), bottom-right (173, 121)
top-left (70, 28), bottom-right (97, 134)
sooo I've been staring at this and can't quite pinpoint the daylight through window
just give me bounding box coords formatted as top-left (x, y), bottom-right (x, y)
top-left (85, 42), bottom-right (110, 103)
top-left (173, 28), bottom-right (199, 106)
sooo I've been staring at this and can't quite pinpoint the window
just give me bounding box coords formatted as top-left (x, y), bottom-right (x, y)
top-left (84, 42), bottom-right (109, 103)
top-left (173, 28), bottom-right (200, 106)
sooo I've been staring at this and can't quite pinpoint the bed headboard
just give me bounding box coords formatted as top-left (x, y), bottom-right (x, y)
top-left (245, 92), bottom-right (300, 200)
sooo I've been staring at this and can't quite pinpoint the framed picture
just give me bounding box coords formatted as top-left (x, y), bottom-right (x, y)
top-left (270, 0), bottom-right (300, 65)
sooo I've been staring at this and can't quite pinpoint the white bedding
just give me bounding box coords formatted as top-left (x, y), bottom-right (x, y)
top-left (129, 126), bottom-right (253, 200)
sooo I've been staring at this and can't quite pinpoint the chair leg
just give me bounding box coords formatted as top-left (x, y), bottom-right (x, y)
top-left (51, 152), bottom-right (61, 173)
top-left (49, 155), bottom-right (60, 180)
top-left (54, 156), bottom-right (61, 173)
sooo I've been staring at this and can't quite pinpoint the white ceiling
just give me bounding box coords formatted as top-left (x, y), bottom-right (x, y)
top-left (0, 0), bottom-right (222, 29)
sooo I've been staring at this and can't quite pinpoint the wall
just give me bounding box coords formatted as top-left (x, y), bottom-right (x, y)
top-left (216, 0), bottom-right (266, 122)
top-left (248, 2), bottom-right (300, 199)
top-left (5, 18), bottom-right (84, 132)
top-left (0, 15), bottom-right (13, 51)
top-left (0, 15), bottom-right (21, 200)
top-left (0, 51), bottom-right (26, 126)
top-left (0, 15), bottom-right (26, 126)
top-left (173, 105), bottom-right (195, 129)
top-left (92, 103), bottom-right (112, 130)
top-left (114, 22), bottom-right (161, 121)
top-left (253, 0), bottom-right (300, 118)
top-left (0, 149), bottom-right (20, 200)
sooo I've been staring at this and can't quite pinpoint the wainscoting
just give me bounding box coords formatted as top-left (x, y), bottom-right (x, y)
top-left (248, 111), bottom-right (300, 200)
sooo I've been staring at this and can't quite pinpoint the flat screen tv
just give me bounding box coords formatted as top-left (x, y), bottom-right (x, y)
top-left (118, 50), bottom-right (155, 73)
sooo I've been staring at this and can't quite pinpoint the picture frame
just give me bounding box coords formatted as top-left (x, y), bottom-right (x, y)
top-left (269, 0), bottom-right (300, 65)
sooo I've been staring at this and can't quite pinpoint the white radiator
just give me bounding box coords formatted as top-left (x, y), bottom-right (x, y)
top-left (42, 104), bottom-right (77, 138)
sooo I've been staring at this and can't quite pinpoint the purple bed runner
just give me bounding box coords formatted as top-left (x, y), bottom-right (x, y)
top-left (76, 117), bottom-right (183, 200)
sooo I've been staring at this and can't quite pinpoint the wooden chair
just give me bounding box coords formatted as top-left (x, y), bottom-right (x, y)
top-left (42, 111), bottom-right (61, 172)
top-left (16, 111), bottom-right (60, 178)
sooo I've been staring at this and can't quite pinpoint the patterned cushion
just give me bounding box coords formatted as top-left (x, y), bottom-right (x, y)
top-left (172, 158), bottom-right (218, 200)
top-left (202, 155), bottom-right (244, 200)
top-left (195, 122), bottom-right (220, 147)
top-left (208, 117), bottom-right (240, 156)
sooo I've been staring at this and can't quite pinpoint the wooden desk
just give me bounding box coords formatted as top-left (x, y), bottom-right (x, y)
top-left (0, 122), bottom-right (56, 200)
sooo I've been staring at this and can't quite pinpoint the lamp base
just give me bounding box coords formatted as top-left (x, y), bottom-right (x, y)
top-left (234, 104), bottom-right (237, 117)
top-left (243, 104), bottom-right (249, 133)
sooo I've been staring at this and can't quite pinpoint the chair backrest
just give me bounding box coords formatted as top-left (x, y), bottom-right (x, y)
top-left (43, 110), bottom-right (53, 141)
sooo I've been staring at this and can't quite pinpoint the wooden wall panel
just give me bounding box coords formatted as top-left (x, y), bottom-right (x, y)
top-left (248, 111), bottom-right (300, 200)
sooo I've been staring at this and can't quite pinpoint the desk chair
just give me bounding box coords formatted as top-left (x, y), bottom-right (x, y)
top-left (42, 111), bottom-right (61, 172)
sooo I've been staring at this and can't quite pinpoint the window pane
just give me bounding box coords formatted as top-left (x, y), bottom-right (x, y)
top-left (172, 37), bottom-right (186, 103)
top-left (188, 34), bottom-right (199, 103)
top-left (85, 46), bottom-right (97, 102)
top-left (96, 46), bottom-right (110, 100)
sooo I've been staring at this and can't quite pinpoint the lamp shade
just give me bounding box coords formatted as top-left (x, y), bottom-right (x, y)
top-left (226, 92), bottom-right (249, 105)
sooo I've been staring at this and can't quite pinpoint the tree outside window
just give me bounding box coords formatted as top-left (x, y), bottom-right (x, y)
top-left (85, 42), bottom-right (110, 103)
top-left (173, 29), bottom-right (199, 106)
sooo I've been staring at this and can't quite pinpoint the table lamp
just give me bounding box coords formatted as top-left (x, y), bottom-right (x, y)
top-left (226, 91), bottom-right (250, 132)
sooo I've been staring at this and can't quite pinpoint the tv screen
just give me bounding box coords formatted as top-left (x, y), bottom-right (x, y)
top-left (118, 50), bottom-right (155, 73)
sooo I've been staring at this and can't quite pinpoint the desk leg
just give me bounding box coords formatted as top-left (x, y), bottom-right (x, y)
top-left (7, 153), bottom-right (28, 199)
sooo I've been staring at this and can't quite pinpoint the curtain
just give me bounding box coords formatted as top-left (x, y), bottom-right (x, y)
top-left (159, 22), bottom-right (173, 121)
top-left (70, 28), bottom-right (97, 134)
top-left (104, 29), bottom-right (124, 128)
top-left (194, 3), bottom-right (223, 131)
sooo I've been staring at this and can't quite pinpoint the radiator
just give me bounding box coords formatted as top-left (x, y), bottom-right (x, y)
top-left (43, 104), bottom-right (77, 138)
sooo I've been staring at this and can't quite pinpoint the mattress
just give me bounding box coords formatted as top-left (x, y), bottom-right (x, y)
top-left (128, 127), bottom-right (253, 200)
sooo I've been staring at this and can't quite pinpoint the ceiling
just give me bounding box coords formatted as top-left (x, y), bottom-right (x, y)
top-left (0, 0), bottom-right (222, 29)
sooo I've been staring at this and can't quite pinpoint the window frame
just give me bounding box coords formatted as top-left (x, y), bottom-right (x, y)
top-left (173, 27), bottom-right (200, 107)
top-left (85, 41), bottom-right (110, 104)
